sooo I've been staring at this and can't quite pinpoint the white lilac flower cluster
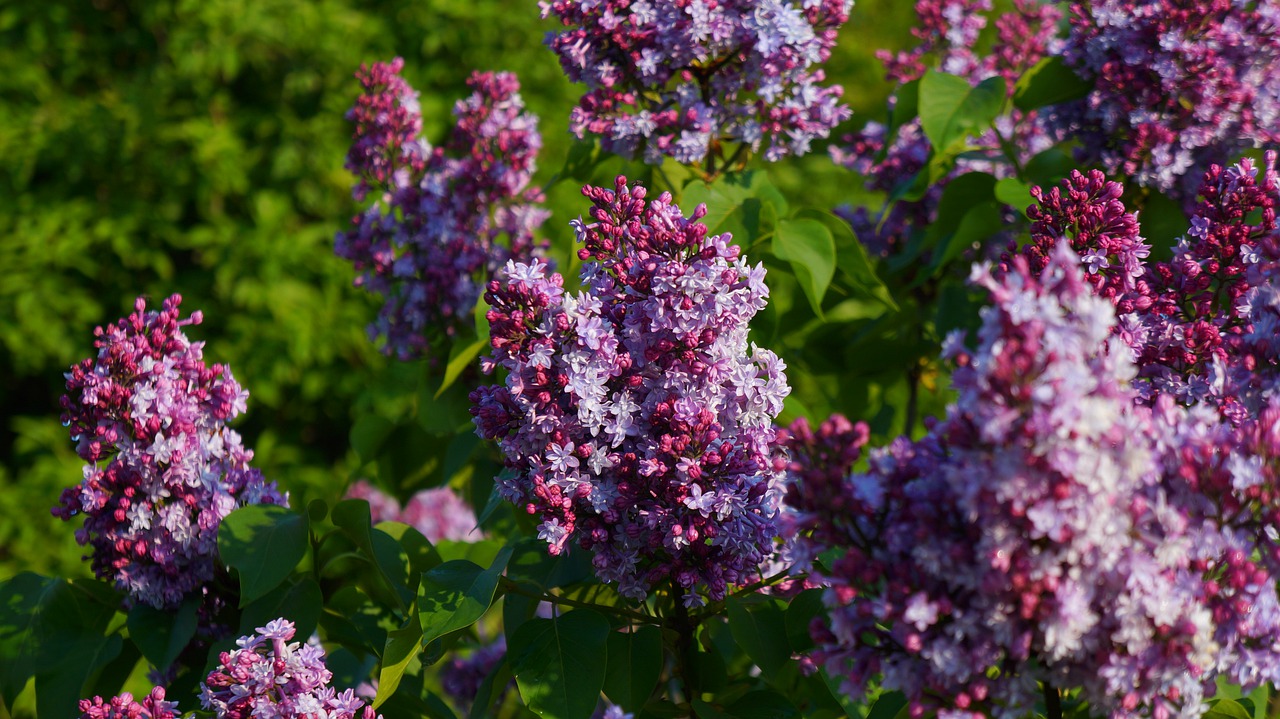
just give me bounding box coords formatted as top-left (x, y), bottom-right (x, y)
top-left (471, 176), bottom-right (790, 604)
top-left (55, 295), bottom-right (285, 610)
top-left (540, 0), bottom-right (853, 164)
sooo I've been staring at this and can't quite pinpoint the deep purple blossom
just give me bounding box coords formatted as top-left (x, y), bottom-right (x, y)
top-left (200, 618), bottom-right (381, 719)
top-left (54, 295), bottom-right (285, 610)
top-left (345, 480), bottom-right (480, 543)
top-left (540, 0), bottom-right (852, 164)
top-left (78, 688), bottom-right (180, 719)
top-left (471, 176), bottom-right (789, 604)
top-left (337, 61), bottom-right (549, 359)
top-left (1055, 0), bottom-right (1280, 202)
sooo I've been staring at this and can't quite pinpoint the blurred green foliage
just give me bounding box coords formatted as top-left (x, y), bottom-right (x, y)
top-left (0, 0), bottom-right (915, 584)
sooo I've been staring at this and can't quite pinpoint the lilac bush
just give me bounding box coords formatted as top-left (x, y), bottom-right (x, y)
top-left (1055, 0), bottom-right (1280, 202)
top-left (337, 60), bottom-right (548, 359)
top-left (471, 176), bottom-right (790, 604)
top-left (200, 618), bottom-right (381, 719)
top-left (53, 295), bottom-right (285, 610)
top-left (540, 0), bottom-right (853, 165)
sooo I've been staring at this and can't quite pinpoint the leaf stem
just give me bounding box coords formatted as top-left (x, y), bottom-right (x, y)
top-left (498, 577), bottom-right (658, 625)
top-left (1043, 682), bottom-right (1063, 719)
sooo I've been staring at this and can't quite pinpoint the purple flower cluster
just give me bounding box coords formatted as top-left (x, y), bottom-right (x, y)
top-left (471, 176), bottom-right (790, 604)
top-left (54, 295), bottom-right (285, 609)
top-left (830, 0), bottom-right (1060, 256)
top-left (345, 480), bottom-right (480, 543)
top-left (1004, 169), bottom-right (1151, 306)
top-left (1118, 154), bottom-right (1280, 418)
top-left (337, 60), bottom-right (549, 359)
top-left (78, 689), bottom-right (180, 719)
top-left (440, 636), bottom-right (508, 708)
top-left (800, 245), bottom-right (1280, 718)
top-left (200, 618), bottom-right (381, 719)
top-left (540, 0), bottom-right (853, 164)
top-left (1056, 0), bottom-right (1280, 202)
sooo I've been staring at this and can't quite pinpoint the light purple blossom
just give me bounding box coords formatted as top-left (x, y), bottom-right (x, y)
top-left (471, 176), bottom-right (790, 601)
top-left (54, 295), bottom-right (285, 610)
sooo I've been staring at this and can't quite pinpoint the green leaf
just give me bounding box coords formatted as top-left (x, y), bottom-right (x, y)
top-left (867, 691), bottom-right (908, 719)
top-left (919, 71), bottom-right (1007, 152)
top-left (437, 336), bottom-right (487, 398)
top-left (418, 545), bottom-right (513, 646)
top-left (1013, 56), bottom-right (1092, 112)
top-left (377, 521), bottom-right (444, 587)
top-left (1207, 700), bottom-right (1253, 719)
top-left (773, 218), bottom-right (836, 318)
top-left (928, 201), bottom-right (1004, 276)
top-left (797, 208), bottom-right (898, 312)
top-left (126, 594), bottom-right (199, 670)
top-left (333, 498), bottom-right (410, 610)
top-left (351, 414), bottom-right (395, 463)
top-left (682, 172), bottom-right (786, 247)
top-left (469, 655), bottom-right (513, 719)
top-left (602, 626), bottom-right (663, 711)
top-left (509, 609), bottom-right (611, 719)
top-left (919, 173), bottom-right (1003, 278)
top-left (784, 588), bottom-right (824, 653)
top-left (994, 177), bottom-right (1035, 217)
top-left (726, 597), bottom-right (791, 681)
top-left (375, 617), bottom-right (423, 708)
top-left (724, 690), bottom-right (800, 719)
top-left (218, 504), bottom-right (310, 607)
top-left (36, 632), bottom-right (123, 719)
top-left (237, 578), bottom-right (324, 643)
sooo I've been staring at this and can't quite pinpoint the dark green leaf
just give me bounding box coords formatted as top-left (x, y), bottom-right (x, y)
top-left (218, 504), bottom-right (309, 607)
top-left (882, 79), bottom-right (921, 149)
top-left (127, 594), bottom-right (200, 670)
top-left (419, 545), bottom-right (513, 646)
top-left (919, 71), bottom-right (1007, 152)
top-left (797, 208), bottom-right (897, 312)
top-left (726, 597), bottom-right (791, 681)
top-left (994, 177), bottom-right (1035, 217)
top-left (237, 578), bottom-right (323, 644)
top-left (784, 588), bottom-right (824, 653)
top-left (351, 414), bottom-right (396, 463)
top-left (867, 691), bottom-right (908, 719)
top-left (509, 609), bottom-right (611, 719)
top-left (928, 201), bottom-right (1004, 276)
top-left (724, 690), bottom-right (800, 719)
top-left (437, 336), bottom-right (487, 398)
top-left (36, 632), bottom-right (123, 719)
top-left (602, 626), bottom-right (663, 711)
top-left (470, 655), bottom-right (513, 719)
top-left (773, 218), bottom-right (836, 318)
top-left (333, 499), bottom-right (409, 610)
top-left (1013, 56), bottom-right (1092, 112)
top-left (377, 521), bottom-right (444, 588)
top-left (375, 617), bottom-right (423, 707)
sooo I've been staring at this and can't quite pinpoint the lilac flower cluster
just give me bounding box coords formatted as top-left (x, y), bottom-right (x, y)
top-left (78, 689), bottom-right (180, 719)
top-left (1004, 169), bottom-right (1151, 307)
top-left (540, 0), bottom-right (853, 164)
top-left (1118, 153), bottom-right (1280, 418)
top-left (801, 245), bottom-right (1280, 718)
top-left (200, 618), bottom-right (381, 719)
top-left (440, 636), bottom-right (508, 709)
top-left (471, 176), bottom-right (790, 604)
top-left (337, 60), bottom-right (549, 359)
top-left (345, 480), bottom-right (480, 543)
top-left (53, 295), bottom-right (285, 610)
top-left (1056, 0), bottom-right (1280, 202)
top-left (830, 0), bottom-right (1059, 256)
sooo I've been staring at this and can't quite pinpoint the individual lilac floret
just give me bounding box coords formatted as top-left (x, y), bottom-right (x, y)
top-left (79, 688), bottom-right (180, 719)
top-left (1055, 1), bottom-right (1280, 203)
top-left (541, 0), bottom-right (853, 165)
top-left (336, 61), bottom-right (549, 359)
top-left (804, 245), bottom-right (1226, 719)
top-left (471, 176), bottom-right (790, 604)
top-left (1004, 169), bottom-right (1151, 306)
top-left (831, 0), bottom-right (1060, 257)
top-left (345, 480), bottom-right (480, 543)
top-left (1120, 153), bottom-right (1280, 418)
top-left (54, 295), bottom-right (285, 610)
top-left (200, 618), bottom-right (381, 719)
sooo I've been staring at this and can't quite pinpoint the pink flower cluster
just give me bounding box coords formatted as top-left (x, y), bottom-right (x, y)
top-left (830, 0), bottom-right (1060, 256)
top-left (540, 0), bottom-right (852, 164)
top-left (471, 177), bottom-right (790, 604)
top-left (1056, 0), bottom-right (1280, 202)
top-left (78, 688), bottom-right (179, 719)
top-left (344, 480), bottom-right (479, 543)
top-left (337, 60), bottom-right (549, 359)
top-left (799, 245), bottom-right (1280, 718)
top-left (54, 295), bottom-right (285, 609)
top-left (200, 618), bottom-right (381, 719)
